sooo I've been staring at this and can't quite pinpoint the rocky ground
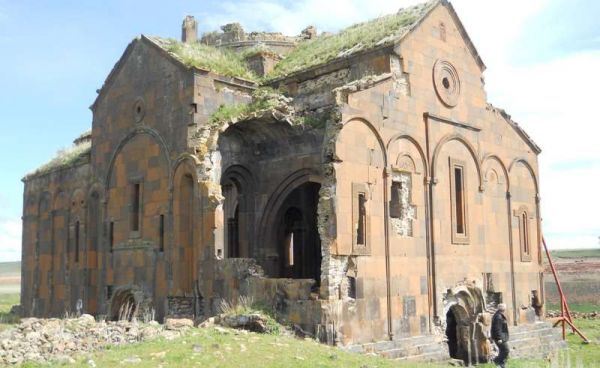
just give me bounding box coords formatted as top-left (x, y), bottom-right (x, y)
top-left (0, 312), bottom-right (278, 366)
top-left (0, 315), bottom-right (193, 365)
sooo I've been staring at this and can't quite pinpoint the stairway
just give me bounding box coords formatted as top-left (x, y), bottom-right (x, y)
top-left (344, 321), bottom-right (565, 363)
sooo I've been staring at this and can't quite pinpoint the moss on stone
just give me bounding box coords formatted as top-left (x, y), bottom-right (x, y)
top-left (151, 37), bottom-right (259, 82)
top-left (267, 1), bottom-right (434, 80)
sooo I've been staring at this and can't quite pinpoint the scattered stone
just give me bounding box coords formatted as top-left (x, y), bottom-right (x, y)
top-left (218, 313), bottom-right (269, 333)
top-left (198, 317), bottom-right (215, 328)
top-left (164, 318), bottom-right (194, 330)
top-left (192, 344), bottom-right (202, 353)
top-left (0, 316), bottom-right (171, 365)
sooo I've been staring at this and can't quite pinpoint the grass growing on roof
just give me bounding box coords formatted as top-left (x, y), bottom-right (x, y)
top-left (208, 87), bottom-right (286, 127)
top-left (267, 2), bottom-right (432, 79)
top-left (26, 141), bottom-right (91, 178)
top-left (156, 38), bottom-right (258, 82)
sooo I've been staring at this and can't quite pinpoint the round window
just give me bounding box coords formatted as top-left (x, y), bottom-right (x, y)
top-left (433, 60), bottom-right (461, 107)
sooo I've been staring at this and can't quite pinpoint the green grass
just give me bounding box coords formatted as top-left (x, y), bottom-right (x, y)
top-left (25, 141), bottom-right (91, 178)
top-left (208, 87), bottom-right (287, 127)
top-left (550, 248), bottom-right (600, 259)
top-left (23, 327), bottom-right (444, 368)
top-left (0, 293), bottom-right (20, 330)
top-left (547, 302), bottom-right (599, 313)
top-left (266, 2), bottom-right (433, 79)
top-left (150, 37), bottom-right (258, 82)
top-left (18, 319), bottom-right (600, 368)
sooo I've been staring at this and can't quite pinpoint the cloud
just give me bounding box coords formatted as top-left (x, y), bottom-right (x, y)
top-left (193, 0), bottom-right (600, 251)
top-left (199, 0), bottom-right (424, 35)
top-left (484, 50), bottom-right (600, 250)
top-left (0, 218), bottom-right (21, 262)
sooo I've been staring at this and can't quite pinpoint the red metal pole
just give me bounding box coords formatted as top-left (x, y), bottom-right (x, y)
top-left (543, 237), bottom-right (588, 343)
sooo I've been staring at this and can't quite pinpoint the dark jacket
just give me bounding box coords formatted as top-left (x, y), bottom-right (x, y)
top-left (491, 310), bottom-right (509, 342)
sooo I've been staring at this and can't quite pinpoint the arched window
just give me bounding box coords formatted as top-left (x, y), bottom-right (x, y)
top-left (515, 207), bottom-right (532, 262)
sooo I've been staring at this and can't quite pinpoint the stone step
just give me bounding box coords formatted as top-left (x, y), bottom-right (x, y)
top-left (396, 350), bottom-right (449, 362)
top-left (380, 341), bottom-right (444, 359)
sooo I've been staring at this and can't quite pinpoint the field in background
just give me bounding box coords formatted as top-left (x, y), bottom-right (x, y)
top-left (544, 248), bottom-right (600, 308)
top-left (0, 261), bottom-right (20, 294)
top-left (549, 248), bottom-right (600, 260)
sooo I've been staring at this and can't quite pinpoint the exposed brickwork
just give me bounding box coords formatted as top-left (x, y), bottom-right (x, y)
top-left (21, 0), bottom-right (554, 363)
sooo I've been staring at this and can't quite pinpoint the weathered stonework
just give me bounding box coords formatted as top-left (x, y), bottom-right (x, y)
top-left (21, 0), bottom-right (557, 364)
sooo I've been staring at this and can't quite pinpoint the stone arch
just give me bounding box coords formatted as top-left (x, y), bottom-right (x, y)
top-left (109, 287), bottom-right (140, 321)
top-left (257, 169), bottom-right (322, 279)
top-left (172, 163), bottom-right (197, 295)
top-left (342, 117), bottom-right (388, 167)
top-left (258, 168), bottom-right (322, 249)
top-left (170, 154), bottom-right (201, 191)
top-left (431, 134), bottom-right (483, 191)
top-left (443, 285), bottom-right (487, 365)
top-left (105, 127), bottom-right (172, 189)
top-left (386, 134), bottom-right (428, 175)
top-left (482, 154), bottom-right (510, 193)
top-left (221, 164), bottom-right (255, 258)
top-left (508, 157), bottom-right (539, 195)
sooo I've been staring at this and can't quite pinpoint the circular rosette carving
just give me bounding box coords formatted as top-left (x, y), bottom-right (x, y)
top-left (433, 60), bottom-right (461, 107)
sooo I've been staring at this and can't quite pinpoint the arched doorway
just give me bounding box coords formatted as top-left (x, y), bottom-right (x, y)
top-left (110, 289), bottom-right (138, 321)
top-left (446, 305), bottom-right (470, 364)
top-left (444, 286), bottom-right (489, 365)
top-left (275, 182), bottom-right (321, 284)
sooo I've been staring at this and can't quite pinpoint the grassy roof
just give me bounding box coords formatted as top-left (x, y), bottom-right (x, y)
top-left (148, 37), bottom-right (258, 82)
top-left (208, 87), bottom-right (290, 127)
top-left (267, 1), bottom-right (435, 79)
top-left (26, 141), bottom-right (91, 179)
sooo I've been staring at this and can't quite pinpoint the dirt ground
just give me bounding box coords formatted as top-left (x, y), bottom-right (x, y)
top-left (544, 253), bottom-right (600, 307)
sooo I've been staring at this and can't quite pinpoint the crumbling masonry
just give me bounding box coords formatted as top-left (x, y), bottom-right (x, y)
top-left (20, 0), bottom-right (563, 363)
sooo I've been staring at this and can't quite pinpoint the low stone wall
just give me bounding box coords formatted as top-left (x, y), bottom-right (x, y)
top-left (210, 258), bottom-right (325, 335)
top-left (546, 310), bottom-right (600, 319)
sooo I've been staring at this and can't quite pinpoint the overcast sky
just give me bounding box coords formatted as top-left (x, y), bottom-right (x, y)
top-left (0, 0), bottom-right (598, 262)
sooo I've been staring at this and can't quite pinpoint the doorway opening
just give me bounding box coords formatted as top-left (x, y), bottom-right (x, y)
top-left (110, 290), bottom-right (138, 321)
top-left (276, 182), bottom-right (321, 284)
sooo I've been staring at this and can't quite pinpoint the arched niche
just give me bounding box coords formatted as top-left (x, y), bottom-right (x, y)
top-left (386, 135), bottom-right (428, 239)
top-left (221, 164), bottom-right (255, 259)
top-left (335, 118), bottom-right (386, 255)
top-left (431, 137), bottom-right (482, 245)
top-left (105, 132), bottom-right (170, 251)
top-left (172, 163), bottom-right (197, 295)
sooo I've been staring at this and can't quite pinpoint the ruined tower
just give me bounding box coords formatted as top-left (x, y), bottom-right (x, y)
top-left (181, 15), bottom-right (197, 43)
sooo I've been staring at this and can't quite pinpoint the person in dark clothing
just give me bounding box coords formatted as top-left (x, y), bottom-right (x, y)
top-left (491, 303), bottom-right (510, 368)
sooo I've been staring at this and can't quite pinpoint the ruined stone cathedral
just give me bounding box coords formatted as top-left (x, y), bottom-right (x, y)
top-left (20, 0), bottom-right (563, 362)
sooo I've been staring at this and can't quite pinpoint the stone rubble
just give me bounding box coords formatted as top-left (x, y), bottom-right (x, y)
top-left (546, 310), bottom-right (600, 319)
top-left (0, 315), bottom-right (192, 365)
